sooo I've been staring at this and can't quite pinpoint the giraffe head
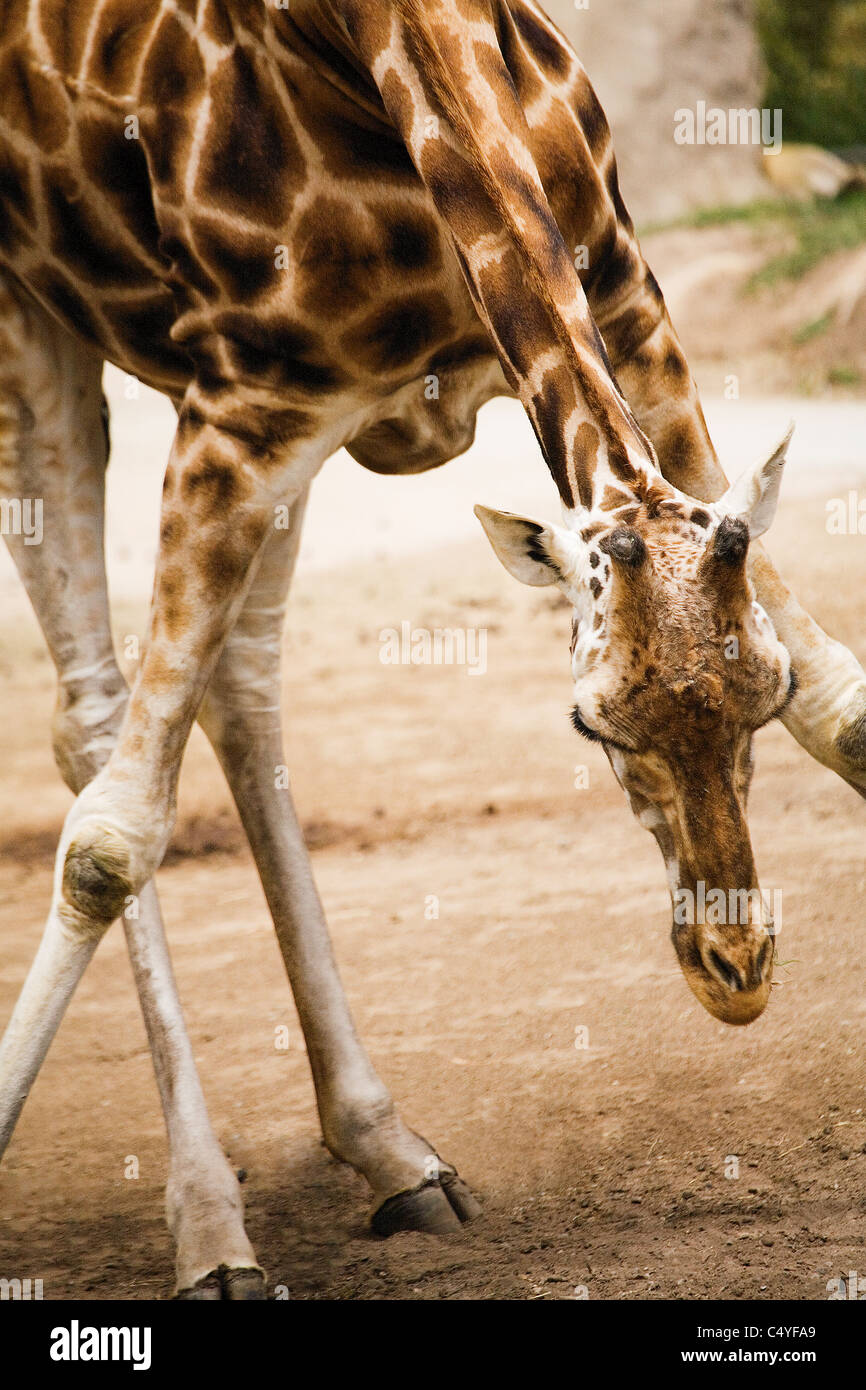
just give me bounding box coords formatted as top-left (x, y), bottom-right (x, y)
top-left (476, 429), bottom-right (795, 1027)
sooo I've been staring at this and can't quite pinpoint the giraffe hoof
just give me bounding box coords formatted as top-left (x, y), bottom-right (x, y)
top-left (176, 1266), bottom-right (267, 1300)
top-left (440, 1171), bottom-right (483, 1222)
top-left (371, 1172), bottom-right (480, 1237)
top-left (222, 1267), bottom-right (268, 1300)
top-left (176, 1272), bottom-right (222, 1300)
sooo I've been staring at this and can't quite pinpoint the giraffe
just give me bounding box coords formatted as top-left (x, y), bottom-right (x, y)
top-left (0, 0), bottom-right (864, 1298)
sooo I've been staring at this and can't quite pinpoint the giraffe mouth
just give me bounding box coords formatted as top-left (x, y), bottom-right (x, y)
top-left (675, 928), bottom-right (778, 1028)
top-left (671, 907), bottom-right (775, 1025)
top-left (681, 961), bottom-right (772, 1026)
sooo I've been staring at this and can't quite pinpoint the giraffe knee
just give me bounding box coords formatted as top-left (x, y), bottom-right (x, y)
top-left (51, 678), bottom-right (127, 795)
top-left (835, 691), bottom-right (866, 790)
top-left (56, 764), bottom-right (175, 936)
top-left (61, 835), bottom-right (134, 934)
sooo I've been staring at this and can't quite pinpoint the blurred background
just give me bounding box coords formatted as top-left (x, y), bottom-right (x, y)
top-left (548, 0), bottom-right (866, 218)
top-left (543, 0), bottom-right (866, 400)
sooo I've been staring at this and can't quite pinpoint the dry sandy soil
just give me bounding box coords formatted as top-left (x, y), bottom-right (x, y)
top-left (0, 384), bottom-right (865, 1300)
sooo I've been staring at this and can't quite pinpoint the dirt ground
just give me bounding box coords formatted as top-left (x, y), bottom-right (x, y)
top-left (1, 472), bottom-right (865, 1300)
top-left (646, 221), bottom-right (866, 399)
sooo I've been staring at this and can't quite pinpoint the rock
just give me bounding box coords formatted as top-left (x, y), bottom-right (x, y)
top-left (542, 0), bottom-right (767, 221)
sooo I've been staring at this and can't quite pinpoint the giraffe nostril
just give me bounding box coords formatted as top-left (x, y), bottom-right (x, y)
top-left (708, 948), bottom-right (744, 993)
top-left (756, 936), bottom-right (773, 982)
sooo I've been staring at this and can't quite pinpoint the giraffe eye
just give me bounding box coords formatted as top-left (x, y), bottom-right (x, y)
top-left (570, 707), bottom-right (603, 742)
top-left (571, 705), bottom-right (639, 756)
top-left (754, 667), bottom-right (799, 729)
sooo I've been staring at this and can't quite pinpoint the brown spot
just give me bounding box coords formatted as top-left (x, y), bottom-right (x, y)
top-left (0, 143), bottom-right (32, 253)
top-left (602, 485), bottom-right (634, 510)
top-left (44, 171), bottom-right (154, 288)
top-left (341, 293), bottom-right (452, 378)
top-left (28, 268), bottom-right (103, 344)
top-left (607, 439), bottom-right (639, 487)
top-left (105, 294), bottom-right (190, 379)
top-left (181, 458), bottom-right (245, 511)
top-left (160, 513), bottom-right (188, 550)
top-left (142, 645), bottom-right (178, 693)
top-left (78, 113), bottom-right (162, 248)
top-left (512, 4), bottom-right (570, 79)
top-left (196, 46), bottom-right (305, 225)
top-left (297, 70), bottom-right (416, 185)
top-left (140, 9), bottom-right (204, 110)
top-left (193, 216), bottom-right (282, 301)
top-left (0, 0), bottom-right (26, 43)
top-left (175, 403), bottom-right (206, 452)
top-left (573, 78), bottom-right (609, 159)
top-left (184, 398), bottom-right (314, 468)
top-left (160, 234), bottom-right (219, 299)
top-left (201, 534), bottom-right (253, 599)
top-left (421, 138), bottom-right (498, 248)
top-left (572, 421), bottom-right (600, 511)
top-left (497, 18), bottom-right (544, 107)
top-left (144, 108), bottom-right (192, 186)
top-left (590, 240), bottom-right (640, 313)
top-left (0, 46), bottom-right (69, 152)
top-left (214, 312), bottom-right (342, 395)
top-left (202, 0), bottom-right (234, 44)
top-left (41, 0), bottom-right (96, 73)
top-left (378, 206), bottom-right (442, 274)
top-left (88, 0), bottom-right (162, 92)
top-left (157, 565), bottom-right (189, 642)
top-left (664, 348), bottom-right (689, 381)
top-left (603, 301), bottom-right (660, 364)
top-left (658, 418), bottom-right (701, 488)
top-left (294, 198), bottom-right (381, 318)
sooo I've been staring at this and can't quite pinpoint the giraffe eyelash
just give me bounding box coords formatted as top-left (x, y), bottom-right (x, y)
top-left (755, 667), bottom-right (799, 729)
top-left (570, 706), bottom-right (603, 742)
top-left (571, 706), bottom-right (638, 755)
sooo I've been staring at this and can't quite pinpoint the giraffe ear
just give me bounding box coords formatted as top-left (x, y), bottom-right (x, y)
top-left (474, 506), bottom-right (583, 588)
top-left (716, 424), bottom-right (793, 539)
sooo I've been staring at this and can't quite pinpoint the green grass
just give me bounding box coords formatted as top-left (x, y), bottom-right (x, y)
top-left (645, 189), bottom-right (866, 290)
top-left (827, 364), bottom-right (861, 385)
top-left (757, 0), bottom-right (866, 148)
top-left (792, 310), bottom-right (836, 344)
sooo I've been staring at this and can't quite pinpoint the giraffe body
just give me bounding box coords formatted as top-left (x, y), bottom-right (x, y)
top-left (1, 0), bottom-right (865, 1297)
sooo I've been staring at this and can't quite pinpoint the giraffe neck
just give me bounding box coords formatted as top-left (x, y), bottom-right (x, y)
top-left (332, 0), bottom-right (662, 516)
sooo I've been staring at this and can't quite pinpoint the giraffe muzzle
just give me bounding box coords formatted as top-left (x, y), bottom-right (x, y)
top-left (672, 898), bottom-right (775, 1026)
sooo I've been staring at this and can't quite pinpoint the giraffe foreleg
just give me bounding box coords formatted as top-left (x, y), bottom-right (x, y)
top-left (196, 496), bottom-right (480, 1235)
top-left (0, 301), bottom-right (263, 1297)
